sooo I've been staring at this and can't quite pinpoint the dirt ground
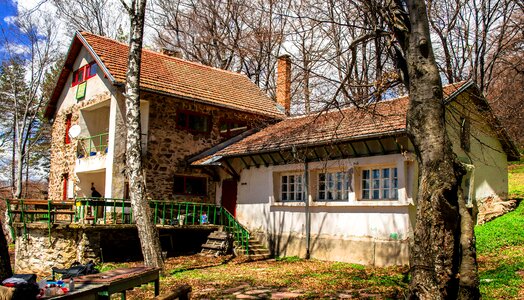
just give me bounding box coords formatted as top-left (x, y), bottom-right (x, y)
top-left (113, 254), bottom-right (408, 299)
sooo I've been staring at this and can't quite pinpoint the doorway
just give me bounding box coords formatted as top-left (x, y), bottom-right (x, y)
top-left (221, 179), bottom-right (237, 217)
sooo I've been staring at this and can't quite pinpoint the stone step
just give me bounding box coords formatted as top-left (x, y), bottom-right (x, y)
top-left (208, 231), bottom-right (228, 239)
top-left (201, 243), bottom-right (225, 250)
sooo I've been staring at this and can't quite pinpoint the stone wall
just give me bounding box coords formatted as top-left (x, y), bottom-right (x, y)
top-left (14, 224), bottom-right (218, 276)
top-left (14, 224), bottom-right (101, 276)
top-left (48, 92), bottom-right (112, 200)
top-left (142, 92), bottom-right (273, 201)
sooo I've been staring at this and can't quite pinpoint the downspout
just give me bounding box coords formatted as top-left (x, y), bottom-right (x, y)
top-left (304, 160), bottom-right (311, 259)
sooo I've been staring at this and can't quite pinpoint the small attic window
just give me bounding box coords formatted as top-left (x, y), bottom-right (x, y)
top-left (72, 62), bottom-right (97, 87)
top-left (460, 116), bottom-right (470, 152)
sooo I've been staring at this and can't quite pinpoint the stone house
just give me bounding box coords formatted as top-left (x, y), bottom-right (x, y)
top-left (192, 78), bottom-right (519, 266)
top-left (44, 31), bottom-right (518, 267)
top-left (45, 31), bottom-right (284, 203)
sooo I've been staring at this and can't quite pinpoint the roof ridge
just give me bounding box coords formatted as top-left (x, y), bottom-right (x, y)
top-left (288, 81), bottom-right (468, 119)
top-left (80, 31), bottom-right (246, 78)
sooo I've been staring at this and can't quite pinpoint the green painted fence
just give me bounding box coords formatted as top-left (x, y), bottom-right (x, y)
top-left (5, 198), bottom-right (250, 255)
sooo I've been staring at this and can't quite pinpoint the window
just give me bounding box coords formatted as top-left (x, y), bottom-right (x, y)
top-left (176, 110), bottom-right (211, 133)
top-left (280, 174), bottom-right (304, 202)
top-left (174, 175), bottom-right (207, 196)
top-left (460, 117), bottom-right (470, 151)
top-left (220, 120), bottom-right (249, 137)
top-left (64, 114), bottom-right (72, 144)
top-left (318, 171), bottom-right (349, 201)
top-left (62, 173), bottom-right (69, 201)
top-left (361, 167), bottom-right (398, 200)
top-left (71, 62), bottom-right (97, 86)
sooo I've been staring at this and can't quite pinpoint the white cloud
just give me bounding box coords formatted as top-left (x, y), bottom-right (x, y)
top-left (3, 15), bottom-right (16, 25)
top-left (0, 42), bottom-right (30, 56)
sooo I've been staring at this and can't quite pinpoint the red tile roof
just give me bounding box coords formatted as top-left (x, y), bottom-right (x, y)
top-left (215, 82), bottom-right (468, 157)
top-left (46, 32), bottom-right (284, 119)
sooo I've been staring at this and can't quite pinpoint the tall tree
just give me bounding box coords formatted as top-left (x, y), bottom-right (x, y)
top-left (383, 0), bottom-right (479, 298)
top-left (51, 0), bottom-right (127, 39)
top-left (119, 0), bottom-right (164, 269)
top-left (0, 10), bottom-right (59, 198)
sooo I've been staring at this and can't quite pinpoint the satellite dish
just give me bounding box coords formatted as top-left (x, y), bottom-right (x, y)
top-left (68, 125), bottom-right (81, 138)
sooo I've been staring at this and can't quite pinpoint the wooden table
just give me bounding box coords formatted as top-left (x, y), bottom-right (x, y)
top-left (51, 267), bottom-right (160, 300)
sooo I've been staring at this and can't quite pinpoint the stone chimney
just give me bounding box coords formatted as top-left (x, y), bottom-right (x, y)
top-left (161, 47), bottom-right (182, 59)
top-left (276, 55), bottom-right (291, 116)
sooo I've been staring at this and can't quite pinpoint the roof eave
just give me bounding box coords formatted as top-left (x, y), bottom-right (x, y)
top-left (221, 129), bottom-right (407, 158)
top-left (137, 86), bottom-right (285, 120)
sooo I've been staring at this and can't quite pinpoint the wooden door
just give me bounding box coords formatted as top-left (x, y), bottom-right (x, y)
top-left (221, 179), bottom-right (237, 217)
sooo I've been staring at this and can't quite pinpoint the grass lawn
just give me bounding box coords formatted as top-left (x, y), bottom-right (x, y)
top-left (105, 162), bottom-right (524, 299)
top-left (476, 161), bottom-right (524, 299)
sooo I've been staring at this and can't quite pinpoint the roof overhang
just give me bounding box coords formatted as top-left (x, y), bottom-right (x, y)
top-left (44, 31), bottom-right (117, 120)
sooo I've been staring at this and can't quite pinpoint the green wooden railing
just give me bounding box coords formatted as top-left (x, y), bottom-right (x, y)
top-left (77, 133), bottom-right (109, 158)
top-left (5, 198), bottom-right (250, 255)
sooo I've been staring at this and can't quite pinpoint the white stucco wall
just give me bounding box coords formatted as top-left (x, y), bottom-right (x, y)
top-left (55, 48), bottom-right (116, 113)
top-left (232, 154), bottom-right (414, 265)
top-left (446, 92), bottom-right (509, 203)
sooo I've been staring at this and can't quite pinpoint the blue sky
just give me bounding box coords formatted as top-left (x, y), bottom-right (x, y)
top-left (0, 0), bottom-right (19, 62)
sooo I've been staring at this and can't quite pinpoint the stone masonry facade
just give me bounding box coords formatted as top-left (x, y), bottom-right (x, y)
top-left (48, 89), bottom-right (276, 202)
top-left (143, 91), bottom-right (273, 201)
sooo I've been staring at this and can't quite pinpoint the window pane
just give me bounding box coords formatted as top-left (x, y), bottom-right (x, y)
top-left (393, 168), bottom-right (398, 177)
top-left (289, 193), bottom-right (295, 201)
top-left (363, 190), bottom-right (369, 199)
top-left (282, 176), bottom-right (287, 184)
top-left (186, 177), bottom-right (206, 195)
top-left (281, 183), bottom-right (287, 193)
top-left (319, 173), bottom-right (325, 181)
top-left (319, 181), bottom-right (325, 191)
top-left (393, 178), bottom-right (398, 188)
top-left (77, 67), bottom-right (84, 82)
top-left (290, 176), bottom-right (295, 184)
top-left (290, 184), bottom-right (295, 192)
top-left (362, 170), bottom-right (370, 179)
top-left (173, 177), bottom-right (185, 194)
top-left (373, 190), bottom-right (380, 199)
top-left (373, 179), bottom-right (380, 189)
top-left (296, 193), bottom-right (302, 201)
top-left (319, 192), bottom-right (325, 200)
top-left (177, 112), bottom-right (186, 127)
top-left (392, 189), bottom-right (398, 199)
top-left (362, 180), bottom-right (369, 189)
top-left (383, 189), bottom-right (389, 199)
top-left (372, 169), bottom-right (380, 179)
top-left (282, 192), bottom-right (287, 201)
top-left (189, 114), bottom-right (209, 132)
top-left (382, 168), bottom-right (390, 178)
top-left (383, 179), bottom-right (390, 189)
top-left (89, 63), bottom-right (97, 77)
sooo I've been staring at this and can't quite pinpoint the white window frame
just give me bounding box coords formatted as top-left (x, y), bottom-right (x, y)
top-left (280, 173), bottom-right (304, 202)
top-left (361, 166), bottom-right (398, 200)
top-left (317, 171), bottom-right (349, 201)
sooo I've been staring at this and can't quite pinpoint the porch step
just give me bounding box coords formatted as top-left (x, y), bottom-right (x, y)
top-left (236, 236), bottom-right (272, 260)
top-left (200, 230), bottom-right (232, 256)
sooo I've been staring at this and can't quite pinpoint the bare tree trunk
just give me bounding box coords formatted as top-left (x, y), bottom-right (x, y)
top-left (120, 0), bottom-right (164, 269)
top-left (0, 221), bottom-right (12, 281)
top-left (389, 0), bottom-right (480, 298)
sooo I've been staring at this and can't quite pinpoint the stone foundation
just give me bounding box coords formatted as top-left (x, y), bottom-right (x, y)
top-left (13, 223), bottom-right (218, 276)
top-left (253, 231), bottom-right (409, 267)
